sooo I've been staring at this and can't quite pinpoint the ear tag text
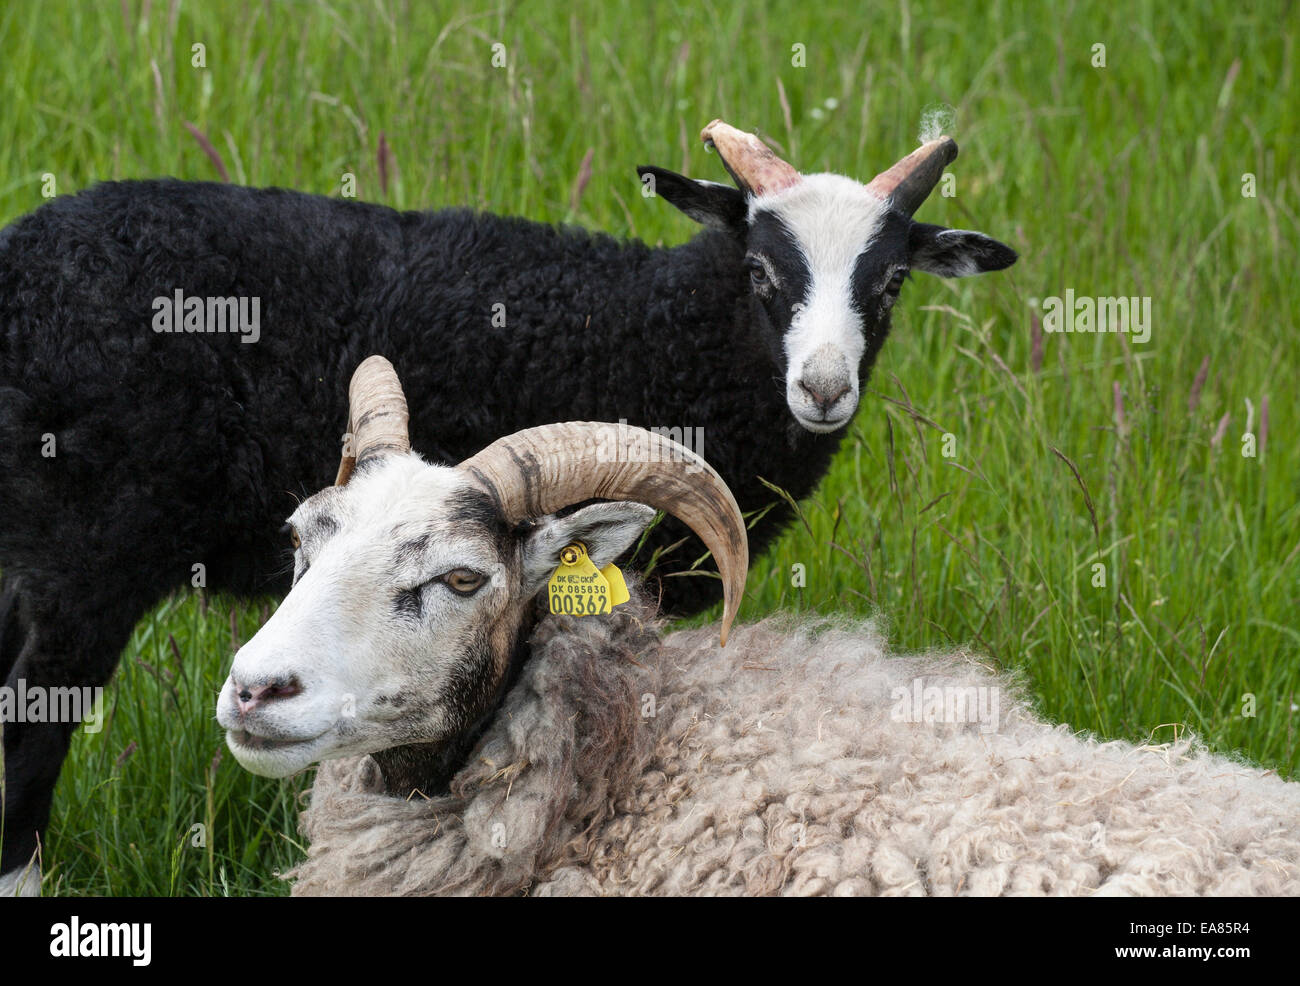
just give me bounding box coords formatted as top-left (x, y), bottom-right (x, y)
top-left (548, 543), bottom-right (611, 616)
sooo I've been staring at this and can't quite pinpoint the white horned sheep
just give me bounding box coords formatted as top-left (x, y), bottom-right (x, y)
top-left (221, 358), bottom-right (1300, 896)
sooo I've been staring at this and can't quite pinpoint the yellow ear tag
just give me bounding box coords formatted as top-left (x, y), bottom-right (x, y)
top-left (548, 543), bottom-right (611, 616)
top-left (599, 563), bottom-right (631, 607)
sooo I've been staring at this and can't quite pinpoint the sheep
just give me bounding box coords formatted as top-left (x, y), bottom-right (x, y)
top-left (295, 608), bottom-right (1300, 897)
top-left (0, 119), bottom-right (1016, 890)
top-left (226, 359), bottom-right (1300, 896)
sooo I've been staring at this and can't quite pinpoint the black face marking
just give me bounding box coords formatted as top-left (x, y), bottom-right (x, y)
top-left (447, 487), bottom-right (512, 547)
top-left (393, 586), bottom-right (423, 621)
top-left (371, 619), bottom-right (534, 798)
top-left (447, 487), bottom-right (502, 527)
top-left (413, 620), bottom-right (511, 773)
top-left (843, 210), bottom-right (913, 370)
top-left (744, 211), bottom-right (812, 365)
top-left (396, 533), bottom-right (431, 566)
top-left (383, 489), bottom-right (509, 618)
top-left (353, 455), bottom-right (389, 477)
top-left (287, 505), bottom-right (340, 586)
top-left (747, 212), bottom-right (811, 298)
top-left (850, 211), bottom-right (911, 308)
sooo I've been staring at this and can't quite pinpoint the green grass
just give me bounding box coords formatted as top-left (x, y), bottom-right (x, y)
top-left (1, 0), bottom-right (1296, 895)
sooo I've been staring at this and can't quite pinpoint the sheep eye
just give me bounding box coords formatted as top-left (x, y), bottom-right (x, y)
top-left (885, 269), bottom-right (908, 296)
top-left (747, 259), bottom-right (770, 288)
top-left (443, 569), bottom-right (486, 596)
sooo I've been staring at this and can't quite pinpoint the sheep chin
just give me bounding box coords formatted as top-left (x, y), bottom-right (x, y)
top-left (224, 730), bottom-right (331, 779)
top-left (791, 411), bottom-right (853, 434)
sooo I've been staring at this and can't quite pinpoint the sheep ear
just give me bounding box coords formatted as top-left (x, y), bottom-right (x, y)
top-left (909, 222), bottom-right (1018, 277)
top-left (637, 165), bottom-right (748, 232)
top-left (521, 502), bottom-right (657, 594)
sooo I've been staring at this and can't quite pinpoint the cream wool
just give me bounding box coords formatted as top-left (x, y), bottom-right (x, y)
top-left (290, 593), bottom-right (1300, 897)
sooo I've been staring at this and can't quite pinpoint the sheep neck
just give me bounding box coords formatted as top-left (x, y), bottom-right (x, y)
top-left (369, 610), bottom-right (538, 798)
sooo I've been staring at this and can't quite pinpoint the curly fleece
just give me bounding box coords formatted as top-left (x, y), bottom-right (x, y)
top-left (292, 594), bottom-right (1300, 896)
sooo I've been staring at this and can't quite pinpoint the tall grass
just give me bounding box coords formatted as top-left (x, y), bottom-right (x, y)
top-left (1, 0), bottom-right (1295, 895)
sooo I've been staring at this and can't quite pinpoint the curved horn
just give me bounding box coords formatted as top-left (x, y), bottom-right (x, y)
top-left (864, 136), bottom-right (958, 216)
top-left (458, 422), bottom-right (749, 646)
top-left (335, 355), bottom-right (411, 486)
top-left (700, 119), bottom-right (801, 197)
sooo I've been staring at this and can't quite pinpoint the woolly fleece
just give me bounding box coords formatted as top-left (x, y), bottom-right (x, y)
top-left (293, 594), bottom-right (1300, 896)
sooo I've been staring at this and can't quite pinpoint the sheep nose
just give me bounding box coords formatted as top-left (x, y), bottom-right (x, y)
top-left (234, 676), bottom-right (302, 714)
top-left (798, 378), bottom-right (852, 415)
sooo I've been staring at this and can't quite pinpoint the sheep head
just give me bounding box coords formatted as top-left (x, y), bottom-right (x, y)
top-left (638, 120), bottom-right (1017, 434)
top-left (218, 356), bottom-right (748, 780)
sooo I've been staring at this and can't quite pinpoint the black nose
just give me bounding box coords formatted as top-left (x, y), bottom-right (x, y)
top-left (232, 676), bottom-right (302, 715)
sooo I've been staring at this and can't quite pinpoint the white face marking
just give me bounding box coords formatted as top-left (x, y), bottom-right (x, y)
top-left (216, 456), bottom-right (513, 778)
top-left (751, 173), bottom-right (892, 432)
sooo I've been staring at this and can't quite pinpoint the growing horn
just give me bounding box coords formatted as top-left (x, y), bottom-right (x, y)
top-left (458, 422), bottom-right (749, 646)
top-left (700, 119), bottom-right (801, 197)
top-left (864, 136), bottom-right (958, 217)
top-left (335, 355), bottom-right (411, 486)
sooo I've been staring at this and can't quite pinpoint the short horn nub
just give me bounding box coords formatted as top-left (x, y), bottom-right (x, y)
top-left (458, 422), bottom-right (749, 646)
top-left (700, 119), bottom-right (801, 197)
top-left (864, 136), bottom-right (958, 216)
top-left (335, 355), bottom-right (411, 486)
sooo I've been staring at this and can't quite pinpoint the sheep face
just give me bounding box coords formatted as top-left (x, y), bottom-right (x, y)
top-left (640, 146), bottom-right (1016, 434)
top-left (216, 453), bottom-right (654, 779)
top-left (747, 175), bottom-right (1015, 433)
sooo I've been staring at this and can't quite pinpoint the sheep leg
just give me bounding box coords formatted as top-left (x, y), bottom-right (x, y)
top-left (0, 590), bottom-right (138, 895)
